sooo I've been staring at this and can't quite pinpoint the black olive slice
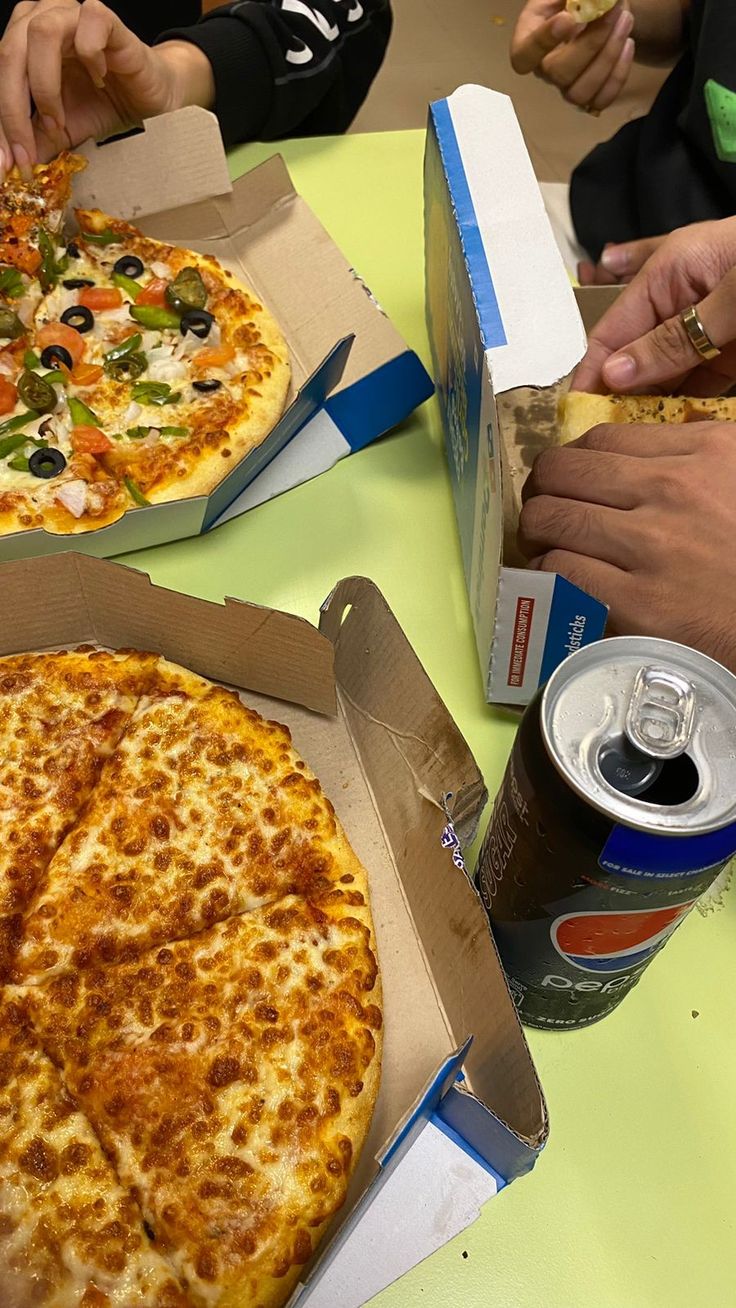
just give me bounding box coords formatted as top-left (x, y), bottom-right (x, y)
top-left (60, 305), bottom-right (94, 334)
top-left (66, 242), bottom-right (81, 260)
top-left (112, 255), bottom-right (144, 279)
top-left (28, 447), bottom-right (66, 479)
top-left (179, 308), bottom-right (214, 339)
top-left (40, 345), bottom-right (73, 370)
top-left (192, 378), bottom-right (222, 393)
top-left (62, 277), bottom-right (94, 289)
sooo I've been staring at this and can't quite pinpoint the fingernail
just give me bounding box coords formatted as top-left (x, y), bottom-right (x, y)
top-left (601, 245), bottom-right (629, 274)
top-left (11, 144), bottom-right (32, 179)
top-left (615, 8), bottom-right (634, 36)
top-left (604, 353), bottom-right (637, 387)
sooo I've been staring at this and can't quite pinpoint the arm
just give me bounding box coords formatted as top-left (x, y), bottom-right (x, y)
top-left (157, 0), bottom-right (393, 145)
top-left (629, 0), bottom-right (690, 64)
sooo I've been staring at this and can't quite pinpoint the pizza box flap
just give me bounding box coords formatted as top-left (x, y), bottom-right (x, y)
top-left (74, 107), bottom-right (233, 220)
top-left (0, 553), bottom-right (337, 716)
top-left (320, 577), bottom-right (546, 1148)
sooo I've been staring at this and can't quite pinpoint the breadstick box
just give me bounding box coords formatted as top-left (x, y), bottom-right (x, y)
top-left (424, 84), bottom-right (611, 705)
top-left (0, 556), bottom-right (548, 1307)
top-left (0, 107), bottom-right (432, 561)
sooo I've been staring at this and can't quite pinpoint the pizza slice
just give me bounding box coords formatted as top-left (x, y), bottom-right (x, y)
top-left (0, 206), bottom-right (289, 536)
top-left (0, 154), bottom-right (84, 279)
top-left (566, 0), bottom-right (617, 21)
top-left (558, 390), bottom-right (736, 442)
top-left (0, 649), bottom-right (157, 979)
top-left (25, 889), bottom-right (382, 1308)
top-left (16, 662), bottom-right (367, 981)
top-left (0, 993), bottom-right (191, 1307)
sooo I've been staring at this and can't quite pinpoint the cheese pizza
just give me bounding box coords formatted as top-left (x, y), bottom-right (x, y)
top-left (0, 649), bottom-right (382, 1307)
top-left (0, 160), bottom-right (290, 536)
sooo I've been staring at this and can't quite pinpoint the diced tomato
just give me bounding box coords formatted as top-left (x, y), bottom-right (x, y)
top-left (37, 322), bottom-right (86, 366)
top-left (135, 278), bottom-right (167, 307)
top-left (192, 344), bottom-right (235, 371)
top-left (78, 287), bottom-right (123, 311)
top-left (62, 362), bottom-right (104, 388)
top-left (0, 376), bottom-right (17, 414)
top-left (70, 425), bottom-right (113, 455)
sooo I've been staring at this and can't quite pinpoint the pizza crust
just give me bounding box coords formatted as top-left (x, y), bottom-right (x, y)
top-left (558, 390), bottom-right (736, 442)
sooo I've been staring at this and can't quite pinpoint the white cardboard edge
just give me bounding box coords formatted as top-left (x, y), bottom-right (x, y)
top-left (215, 409), bottom-right (350, 521)
top-left (296, 1120), bottom-right (498, 1308)
top-left (443, 86), bottom-right (587, 393)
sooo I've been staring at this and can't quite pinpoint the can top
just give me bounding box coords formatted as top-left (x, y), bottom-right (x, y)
top-left (541, 637), bottom-right (736, 834)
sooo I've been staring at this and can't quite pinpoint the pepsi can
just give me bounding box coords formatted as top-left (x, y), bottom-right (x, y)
top-left (477, 637), bottom-right (736, 1029)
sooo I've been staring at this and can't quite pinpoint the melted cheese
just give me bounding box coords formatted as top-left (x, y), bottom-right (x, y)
top-left (26, 893), bottom-right (381, 1307)
top-left (0, 997), bottom-right (190, 1307)
top-left (2, 649), bottom-right (381, 1308)
top-left (18, 665), bottom-right (362, 981)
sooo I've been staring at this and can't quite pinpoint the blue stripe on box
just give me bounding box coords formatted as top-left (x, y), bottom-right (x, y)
top-left (324, 349), bottom-right (433, 452)
top-left (430, 1112), bottom-right (506, 1190)
top-left (379, 1040), bottom-right (471, 1170)
top-left (430, 99), bottom-right (507, 351)
top-left (538, 573), bottom-right (608, 687)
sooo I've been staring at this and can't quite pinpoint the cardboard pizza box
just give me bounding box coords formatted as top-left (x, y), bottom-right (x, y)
top-left (0, 556), bottom-right (548, 1305)
top-left (0, 107), bottom-right (432, 562)
top-left (425, 84), bottom-right (618, 706)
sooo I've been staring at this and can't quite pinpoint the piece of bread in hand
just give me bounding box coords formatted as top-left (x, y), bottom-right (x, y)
top-left (566, 0), bottom-right (618, 23)
top-left (558, 391), bottom-right (736, 443)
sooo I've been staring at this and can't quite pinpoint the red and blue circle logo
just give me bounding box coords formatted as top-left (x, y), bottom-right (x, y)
top-left (551, 903), bottom-right (695, 973)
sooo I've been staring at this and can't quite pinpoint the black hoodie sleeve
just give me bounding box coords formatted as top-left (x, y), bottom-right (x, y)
top-left (157, 1), bottom-right (392, 146)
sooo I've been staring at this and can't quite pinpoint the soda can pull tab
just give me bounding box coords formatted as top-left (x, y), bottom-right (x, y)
top-left (625, 665), bottom-right (696, 760)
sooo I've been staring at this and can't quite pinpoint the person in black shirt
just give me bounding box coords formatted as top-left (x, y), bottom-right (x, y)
top-left (512, 1), bottom-right (736, 282)
top-left (0, 0), bottom-right (392, 178)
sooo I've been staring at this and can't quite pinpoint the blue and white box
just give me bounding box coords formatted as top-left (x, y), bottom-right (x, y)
top-left (425, 85), bottom-right (608, 705)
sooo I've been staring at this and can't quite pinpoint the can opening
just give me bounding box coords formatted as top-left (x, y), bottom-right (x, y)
top-left (598, 735), bottom-right (699, 805)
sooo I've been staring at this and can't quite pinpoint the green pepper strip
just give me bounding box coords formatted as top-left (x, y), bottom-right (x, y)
top-left (38, 227), bottom-right (67, 292)
top-left (0, 410), bottom-right (39, 440)
top-left (131, 382), bottom-right (181, 406)
top-left (104, 333), bottom-right (143, 363)
top-left (129, 306), bottom-right (180, 332)
top-left (68, 396), bottom-right (99, 426)
top-left (112, 272), bottom-right (143, 301)
top-left (124, 476), bottom-right (150, 507)
top-left (41, 370), bottom-right (67, 386)
top-left (81, 229), bottom-right (121, 247)
top-left (23, 349), bottom-right (40, 370)
top-left (7, 454), bottom-right (29, 471)
top-left (0, 431), bottom-right (31, 459)
top-left (126, 424), bottom-right (188, 440)
top-left (0, 266), bottom-right (25, 299)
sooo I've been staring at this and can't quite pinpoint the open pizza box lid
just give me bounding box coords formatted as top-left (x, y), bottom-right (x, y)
top-left (425, 85), bottom-right (615, 706)
top-left (0, 107), bottom-right (432, 561)
top-left (0, 555), bottom-right (547, 1306)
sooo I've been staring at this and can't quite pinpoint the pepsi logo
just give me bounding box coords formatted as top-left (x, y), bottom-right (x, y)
top-left (551, 903), bottom-right (695, 974)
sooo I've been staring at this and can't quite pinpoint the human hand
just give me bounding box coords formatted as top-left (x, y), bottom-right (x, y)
top-left (511, 0), bottom-right (635, 113)
top-left (577, 234), bottom-right (666, 286)
top-left (573, 217), bottom-right (736, 394)
top-left (0, 0), bottom-right (215, 177)
top-left (518, 422), bottom-right (736, 671)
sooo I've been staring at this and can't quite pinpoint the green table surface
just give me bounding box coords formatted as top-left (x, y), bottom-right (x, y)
top-left (119, 129), bottom-right (736, 1308)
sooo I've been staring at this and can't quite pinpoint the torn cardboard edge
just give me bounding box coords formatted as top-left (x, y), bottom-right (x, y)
top-left (0, 107), bottom-right (432, 561)
top-left (0, 554), bottom-right (548, 1304)
top-left (425, 86), bottom-right (609, 707)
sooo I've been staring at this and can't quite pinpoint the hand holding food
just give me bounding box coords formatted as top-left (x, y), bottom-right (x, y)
top-left (573, 216), bottom-right (736, 394)
top-left (518, 421), bottom-right (736, 672)
top-left (511, 0), bottom-right (634, 113)
top-left (0, 0), bottom-right (214, 176)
